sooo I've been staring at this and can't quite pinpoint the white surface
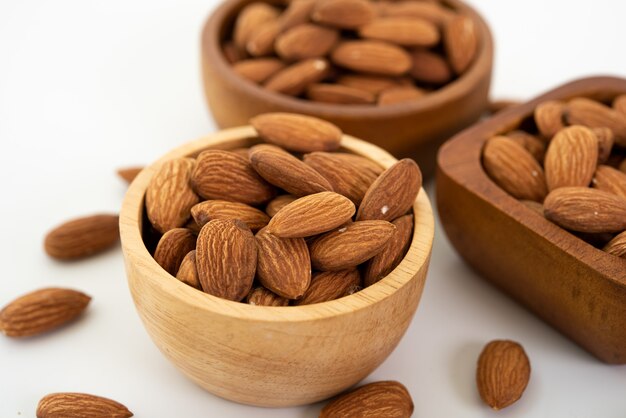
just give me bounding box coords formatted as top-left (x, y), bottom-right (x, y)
top-left (0, 0), bottom-right (625, 416)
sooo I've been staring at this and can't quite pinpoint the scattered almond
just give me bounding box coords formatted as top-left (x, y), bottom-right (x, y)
top-left (36, 392), bottom-right (133, 418)
top-left (44, 214), bottom-right (120, 260)
top-left (320, 380), bottom-right (414, 418)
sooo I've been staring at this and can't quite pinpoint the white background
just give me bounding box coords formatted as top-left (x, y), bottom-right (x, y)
top-left (1, 0), bottom-right (625, 416)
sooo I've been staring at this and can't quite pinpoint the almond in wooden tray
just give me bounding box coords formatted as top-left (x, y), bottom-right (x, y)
top-left (144, 113), bottom-right (422, 305)
top-left (482, 94), bottom-right (626, 260)
top-left (226, 0), bottom-right (479, 106)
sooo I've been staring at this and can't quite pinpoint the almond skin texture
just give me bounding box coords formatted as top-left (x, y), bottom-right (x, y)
top-left (233, 58), bottom-right (286, 84)
top-left (233, 2), bottom-right (279, 50)
top-left (246, 287), bottom-right (290, 306)
top-left (364, 214), bottom-right (414, 286)
top-left (482, 136), bottom-right (547, 202)
top-left (196, 219), bottom-right (257, 301)
top-left (535, 100), bottom-right (565, 139)
top-left (444, 15), bottom-right (478, 75)
top-left (476, 340), bottom-right (531, 411)
top-left (249, 144), bottom-right (334, 196)
top-left (566, 97), bottom-right (626, 146)
top-left (310, 220), bottom-right (396, 271)
top-left (357, 158), bottom-right (422, 221)
top-left (409, 50), bottom-right (452, 85)
top-left (544, 125), bottom-right (598, 191)
top-left (604, 230), bottom-right (626, 258)
top-left (307, 83), bottom-right (375, 105)
top-left (191, 150), bottom-right (275, 205)
top-left (153, 228), bottom-right (196, 277)
top-left (255, 228), bottom-right (311, 299)
top-left (320, 380), bottom-right (414, 418)
top-left (191, 200), bottom-right (270, 232)
top-left (44, 214), bottom-right (120, 260)
top-left (359, 17), bottom-right (440, 47)
top-left (544, 187), bottom-right (626, 233)
top-left (592, 165), bottom-right (626, 199)
top-left (294, 270), bottom-right (361, 305)
top-left (265, 195), bottom-right (298, 217)
top-left (267, 191), bottom-right (356, 238)
top-left (331, 41), bottom-right (412, 76)
top-left (146, 158), bottom-right (199, 233)
top-left (117, 166), bottom-right (143, 184)
top-left (312, 0), bottom-right (375, 29)
top-left (264, 58), bottom-right (329, 96)
top-left (251, 113), bottom-right (342, 152)
top-left (176, 250), bottom-right (202, 290)
top-left (0, 288), bottom-right (91, 338)
top-left (275, 24), bottom-right (339, 61)
top-left (36, 393), bottom-right (133, 418)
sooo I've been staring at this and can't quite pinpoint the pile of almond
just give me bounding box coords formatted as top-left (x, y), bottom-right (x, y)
top-left (225, 0), bottom-right (479, 106)
top-left (482, 94), bottom-right (626, 259)
top-left (144, 112), bottom-right (421, 305)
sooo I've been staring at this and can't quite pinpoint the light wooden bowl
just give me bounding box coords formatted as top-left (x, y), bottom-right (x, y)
top-left (200, 0), bottom-right (493, 177)
top-left (437, 76), bottom-right (626, 364)
top-left (119, 127), bottom-right (434, 406)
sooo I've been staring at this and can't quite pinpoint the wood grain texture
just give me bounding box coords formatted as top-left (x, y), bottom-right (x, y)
top-left (119, 126), bottom-right (434, 406)
top-left (437, 76), bottom-right (626, 364)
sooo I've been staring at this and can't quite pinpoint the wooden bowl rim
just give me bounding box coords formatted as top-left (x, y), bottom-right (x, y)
top-left (437, 75), bottom-right (626, 288)
top-left (120, 126), bottom-right (435, 322)
top-left (200, 0), bottom-right (493, 118)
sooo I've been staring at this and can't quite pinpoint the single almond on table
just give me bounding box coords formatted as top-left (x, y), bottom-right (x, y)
top-left (191, 150), bottom-right (275, 205)
top-left (604, 230), bottom-right (626, 258)
top-left (44, 214), bottom-right (120, 260)
top-left (264, 58), bottom-right (329, 95)
top-left (320, 380), bottom-right (414, 418)
top-left (265, 195), bottom-right (298, 217)
top-left (233, 2), bottom-right (279, 50)
top-left (357, 158), bottom-right (422, 221)
top-left (311, 0), bottom-right (375, 29)
top-left (0, 288), bottom-right (91, 338)
top-left (153, 228), bottom-right (197, 276)
top-left (506, 131), bottom-right (546, 163)
top-left (592, 127), bottom-right (614, 163)
top-left (176, 250), bottom-right (201, 290)
top-left (191, 200), bottom-right (270, 231)
top-left (331, 41), bottom-right (412, 76)
top-left (336, 74), bottom-right (401, 95)
top-left (196, 219), bottom-right (257, 301)
top-left (476, 340), bottom-right (530, 411)
top-left (275, 24), bottom-right (339, 61)
top-left (233, 58), bottom-right (286, 84)
top-left (146, 158), bottom-right (199, 233)
top-left (251, 113), bottom-right (342, 152)
top-left (307, 83), bottom-right (376, 105)
top-left (444, 14), bottom-right (478, 75)
top-left (378, 86), bottom-right (425, 106)
top-left (544, 125), bottom-right (598, 191)
top-left (592, 165), bottom-right (626, 199)
top-left (310, 220), bottom-right (396, 271)
top-left (246, 287), bottom-right (290, 306)
top-left (566, 97), bottom-right (626, 146)
top-left (359, 17), bottom-right (440, 47)
top-left (534, 100), bottom-right (565, 139)
top-left (380, 1), bottom-right (455, 26)
top-left (278, 0), bottom-right (316, 32)
top-left (482, 136), bottom-right (547, 202)
top-left (409, 49), bottom-right (452, 85)
top-left (364, 214), bottom-right (414, 286)
top-left (294, 270), bottom-right (361, 305)
top-left (36, 392), bottom-right (133, 418)
top-left (267, 191), bottom-right (356, 238)
top-left (117, 166), bottom-right (143, 184)
top-left (246, 20), bottom-right (280, 57)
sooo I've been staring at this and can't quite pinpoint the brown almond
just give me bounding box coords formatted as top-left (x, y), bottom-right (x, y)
top-left (233, 58), bottom-right (286, 84)
top-left (544, 187), bottom-right (626, 233)
top-left (246, 20), bottom-right (280, 57)
top-left (251, 112), bottom-right (342, 152)
top-left (364, 214), bottom-right (413, 286)
top-left (506, 130), bottom-right (546, 163)
top-left (196, 219), bottom-right (257, 301)
top-left (477, 340), bottom-right (530, 411)
top-left (278, 0), bottom-right (316, 32)
top-left (249, 144), bottom-right (334, 196)
top-left (307, 83), bottom-right (376, 105)
top-left (246, 287), bottom-right (290, 306)
top-left (36, 392), bottom-right (133, 418)
top-left (614, 94), bottom-right (626, 116)
top-left (381, 1), bottom-right (455, 26)
top-left (604, 231), bottom-right (626, 258)
top-left (153, 228), bottom-right (196, 277)
top-left (592, 127), bottom-right (614, 163)
top-left (378, 86), bottom-right (425, 106)
top-left (222, 41), bottom-right (245, 64)
top-left (233, 2), bottom-right (279, 50)
top-left (544, 125), bottom-right (598, 190)
top-left (331, 152), bottom-right (384, 177)
top-left (191, 200), bottom-right (269, 231)
top-left (312, 0), bottom-right (375, 29)
top-left (566, 97), bottom-right (626, 146)
top-left (331, 41), bottom-right (412, 76)
top-left (191, 150), bottom-right (275, 205)
top-left (275, 24), bottom-right (339, 61)
top-left (444, 15), bottom-right (478, 75)
top-left (44, 214), bottom-right (120, 260)
top-left (320, 381), bottom-right (414, 418)
top-left (534, 100), bottom-right (565, 139)
top-left (310, 220), bottom-right (396, 271)
top-left (264, 58), bottom-right (330, 96)
top-left (336, 74), bottom-right (401, 95)
top-left (359, 17), bottom-right (440, 47)
top-left (176, 250), bottom-right (202, 290)
top-left (267, 191), bottom-right (356, 238)
top-left (266, 195), bottom-right (298, 217)
top-left (482, 136), bottom-right (547, 202)
top-left (409, 50), bottom-right (453, 85)
top-left (1, 288), bottom-right (91, 338)
top-left (116, 166), bottom-right (143, 184)
top-left (255, 228), bottom-right (311, 299)
top-left (357, 158), bottom-right (422, 221)
top-left (146, 158), bottom-right (199, 233)
top-left (592, 165), bottom-right (626, 199)
top-left (294, 270), bottom-right (361, 305)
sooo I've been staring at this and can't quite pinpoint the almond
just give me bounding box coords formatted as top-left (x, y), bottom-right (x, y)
top-left (482, 136), bottom-right (547, 202)
top-left (409, 50), bottom-right (453, 85)
top-left (0, 288), bottom-right (91, 338)
top-left (267, 191), bottom-right (356, 238)
top-left (255, 228), bottom-right (311, 299)
top-left (246, 287), bottom-right (290, 306)
top-left (265, 195), bottom-right (298, 217)
top-left (44, 214), bottom-right (120, 260)
top-left (336, 74), bottom-right (401, 95)
top-left (233, 2), bottom-right (279, 50)
top-left (196, 219), bottom-right (257, 301)
top-left (116, 166), bottom-right (143, 184)
top-left (294, 270), bottom-right (361, 305)
top-left (249, 144), bottom-right (334, 196)
top-left (506, 131), bottom-right (546, 163)
top-left (310, 220), bottom-right (396, 271)
top-left (592, 165), bottom-right (626, 199)
top-left (146, 158), bottom-right (199, 233)
top-left (592, 127), bottom-right (614, 163)
top-left (359, 17), bottom-right (440, 47)
top-left (444, 15), bottom-right (478, 75)
top-left (176, 250), bottom-right (201, 290)
top-left (381, 1), bottom-right (455, 26)
top-left (153, 228), bottom-right (196, 276)
top-left (312, 0), bottom-right (376, 29)
top-left (357, 158), bottom-right (422, 221)
top-left (614, 94), bottom-right (626, 116)
top-left (264, 58), bottom-right (329, 95)
top-left (251, 112), bottom-right (342, 152)
top-left (331, 152), bottom-right (384, 177)
top-left (364, 214), bottom-right (413, 286)
top-left (275, 24), bottom-right (339, 61)
top-left (191, 200), bottom-right (269, 231)
top-left (566, 97), bottom-right (626, 146)
top-left (477, 340), bottom-right (530, 411)
top-left (278, 0), bottom-right (316, 32)
top-left (36, 393), bottom-right (133, 418)
top-left (331, 41), bottom-right (412, 76)
top-left (246, 20), bottom-right (280, 57)
top-left (534, 100), bottom-right (565, 139)
top-left (222, 41), bottom-right (245, 64)
top-left (604, 231), bottom-right (626, 258)
top-left (378, 86), bottom-right (425, 106)
top-left (320, 381), bottom-right (414, 418)
top-left (307, 83), bottom-right (376, 105)
top-left (544, 187), bottom-right (626, 233)
top-left (233, 58), bottom-right (286, 84)
top-left (544, 125), bottom-right (598, 191)
top-left (191, 150), bottom-right (275, 205)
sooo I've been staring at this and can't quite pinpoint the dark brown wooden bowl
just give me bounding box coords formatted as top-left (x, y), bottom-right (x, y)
top-left (437, 76), bottom-right (626, 364)
top-left (200, 0), bottom-right (493, 177)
